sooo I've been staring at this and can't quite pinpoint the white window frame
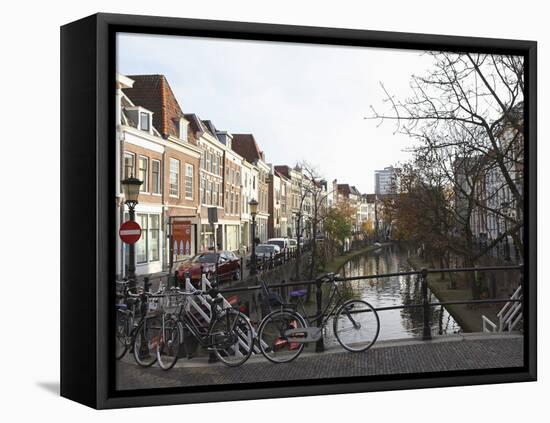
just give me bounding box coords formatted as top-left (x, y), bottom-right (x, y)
top-left (185, 163), bottom-right (194, 200)
top-left (139, 111), bottom-right (150, 132)
top-left (169, 158), bottom-right (180, 198)
top-left (138, 156), bottom-right (149, 192)
top-left (151, 159), bottom-right (161, 195)
top-left (123, 151), bottom-right (136, 179)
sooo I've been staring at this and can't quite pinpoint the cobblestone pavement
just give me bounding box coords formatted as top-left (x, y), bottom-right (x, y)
top-left (116, 334), bottom-right (523, 391)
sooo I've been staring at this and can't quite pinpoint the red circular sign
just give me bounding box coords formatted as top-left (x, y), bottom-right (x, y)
top-left (119, 220), bottom-right (142, 245)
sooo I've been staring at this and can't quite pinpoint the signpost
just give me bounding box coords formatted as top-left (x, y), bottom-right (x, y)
top-left (119, 220), bottom-right (141, 245)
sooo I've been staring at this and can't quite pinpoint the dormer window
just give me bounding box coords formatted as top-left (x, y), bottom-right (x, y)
top-left (140, 112), bottom-right (150, 132)
top-left (179, 118), bottom-right (189, 141)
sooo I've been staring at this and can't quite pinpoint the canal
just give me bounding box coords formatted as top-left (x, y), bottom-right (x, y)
top-left (323, 243), bottom-right (461, 346)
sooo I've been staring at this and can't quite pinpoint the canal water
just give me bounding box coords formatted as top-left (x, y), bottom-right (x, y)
top-left (323, 244), bottom-right (461, 345)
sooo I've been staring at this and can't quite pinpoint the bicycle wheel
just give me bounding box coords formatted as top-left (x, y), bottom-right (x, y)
top-left (210, 310), bottom-right (254, 367)
top-left (334, 299), bottom-right (380, 352)
top-left (133, 316), bottom-right (161, 367)
top-left (258, 309), bottom-right (307, 364)
top-left (115, 309), bottom-right (130, 360)
top-left (156, 318), bottom-right (181, 370)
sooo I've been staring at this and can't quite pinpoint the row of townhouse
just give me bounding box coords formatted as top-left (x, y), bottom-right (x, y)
top-left (115, 73), bottom-right (272, 277)
top-left (453, 104), bottom-right (524, 261)
top-left (115, 72), bottom-right (393, 278)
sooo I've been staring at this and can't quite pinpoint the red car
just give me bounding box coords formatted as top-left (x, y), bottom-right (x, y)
top-left (176, 251), bottom-right (241, 284)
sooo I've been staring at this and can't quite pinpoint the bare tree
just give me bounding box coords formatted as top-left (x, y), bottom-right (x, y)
top-left (368, 52), bottom-right (524, 262)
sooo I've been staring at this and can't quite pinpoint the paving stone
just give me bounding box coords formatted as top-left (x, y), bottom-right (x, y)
top-left (116, 336), bottom-right (524, 390)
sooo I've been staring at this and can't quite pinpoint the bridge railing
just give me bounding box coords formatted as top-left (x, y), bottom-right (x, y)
top-left (212, 264), bottom-right (523, 347)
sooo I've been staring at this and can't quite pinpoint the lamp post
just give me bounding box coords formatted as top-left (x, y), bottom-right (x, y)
top-left (121, 176), bottom-right (143, 287)
top-left (501, 201), bottom-right (511, 262)
top-left (249, 199), bottom-right (259, 277)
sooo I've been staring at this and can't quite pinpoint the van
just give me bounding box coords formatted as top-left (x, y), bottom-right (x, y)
top-left (266, 238), bottom-right (289, 251)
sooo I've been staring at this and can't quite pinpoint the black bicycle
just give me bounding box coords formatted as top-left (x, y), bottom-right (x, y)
top-left (115, 280), bottom-right (165, 367)
top-left (257, 273), bottom-right (380, 363)
top-left (155, 286), bottom-right (254, 370)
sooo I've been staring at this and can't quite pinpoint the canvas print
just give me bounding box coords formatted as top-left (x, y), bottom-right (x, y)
top-left (114, 32), bottom-right (525, 391)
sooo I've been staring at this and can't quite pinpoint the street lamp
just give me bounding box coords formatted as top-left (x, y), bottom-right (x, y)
top-left (121, 176), bottom-right (143, 286)
top-left (249, 198), bottom-right (259, 277)
top-left (501, 201), bottom-right (511, 262)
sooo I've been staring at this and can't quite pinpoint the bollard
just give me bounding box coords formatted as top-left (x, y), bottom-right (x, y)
top-left (421, 268), bottom-right (432, 341)
top-left (240, 257), bottom-right (244, 281)
top-left (315, 279), bottom-right (325, 352)
top-left (215, 258), bottom-right (219, 286)
top-left (143, 276), bottom-right (151, 293)
top-left (270, 252), bottom-right (273, 269)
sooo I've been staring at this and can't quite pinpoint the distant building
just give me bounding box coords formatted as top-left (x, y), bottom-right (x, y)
top-left (375, 166), bottom-right (399, 195)
top-left (232, 134), bottom-right (270, 243)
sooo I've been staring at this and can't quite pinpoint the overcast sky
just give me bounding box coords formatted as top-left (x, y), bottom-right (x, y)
top-left (117, 33), bottom-right (435, 193)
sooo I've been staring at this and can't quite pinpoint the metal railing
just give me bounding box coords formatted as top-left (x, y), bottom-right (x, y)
top-left (126, 263), bottom-right (523, 350)
top-left (212, 264), bottom-right (523, 348)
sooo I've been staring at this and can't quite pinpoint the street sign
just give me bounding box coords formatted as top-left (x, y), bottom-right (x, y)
top-left (119, 220), bottom-right (142, 245)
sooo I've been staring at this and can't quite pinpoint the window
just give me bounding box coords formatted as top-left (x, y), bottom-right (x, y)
top-left (208, 181), bottom-right (213, 205)
top-left (201, 177), bottom-right (206, 204)
top-left (213, 182), bottom-right (218, 206)
top-left (136, 214), bottom-right (148, 264)
top-left (225, 190), bottom-right (230, 212)
top-left (179, 118), bottom-right (188, 141)
top-left (140, 112), bottom-right (150, 132)
top-left (206, 151), bottom-right (211, 173)
top-left (124, 152), bottom-right (135, 178)
top-left (139, 156), bottom-right (148, 192)
top-left (185, 164), bottom-right (194, 199)
top-left (169, 158), bottom-right (180, 197)
top-left (152, 160), bottom-right (161, 194)
top-left (149, 215), bottom-right (160, 262)
top-left (236, 171), bottom-right (240, 186)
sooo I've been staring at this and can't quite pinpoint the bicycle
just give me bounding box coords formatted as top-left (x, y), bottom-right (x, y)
top-left (155, 285), bottom-right (254, 370)
top-left (257, 272), bottom-right (380, 363)
top-left (115, 280), bottom-right (165, 367)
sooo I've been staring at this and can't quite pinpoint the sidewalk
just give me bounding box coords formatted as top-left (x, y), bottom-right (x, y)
top-left (116, 333), bottom-right (523, 390)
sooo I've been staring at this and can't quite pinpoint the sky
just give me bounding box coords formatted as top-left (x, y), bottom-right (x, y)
top-left (117, 33), bottom-right (436, 193)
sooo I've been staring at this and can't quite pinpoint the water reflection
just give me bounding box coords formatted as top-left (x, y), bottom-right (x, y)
top-left (325, 244), bottom-right (461, 343)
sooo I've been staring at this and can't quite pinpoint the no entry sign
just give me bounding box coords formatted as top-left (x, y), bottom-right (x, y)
top-left (119, 220), bottom-right (142, 244)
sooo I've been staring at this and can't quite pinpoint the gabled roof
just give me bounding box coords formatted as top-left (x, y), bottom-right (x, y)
top-left (350, 185), bottom-right (362, 196)
top-left (337, 184), bottom-right (351, 196)
top-left (182, 113), bottom-right (223, 144)
top-left (232, 134), bottom-right (265, 163)
top-left (123, 74), bottom-right (193, 141)
top-left (274, 165), bottom-right (291, 179)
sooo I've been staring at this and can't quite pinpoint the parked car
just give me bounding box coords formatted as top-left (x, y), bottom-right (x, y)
top-left (176, 251), bottom-right (241, 284)
top-left (248, 244), bottom-right (283, 268)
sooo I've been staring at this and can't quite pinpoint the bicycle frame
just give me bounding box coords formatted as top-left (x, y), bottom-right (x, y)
top-left (296, 281), bottom-right (348, 329)
top-left (161, 294), bottom-right (241, 350)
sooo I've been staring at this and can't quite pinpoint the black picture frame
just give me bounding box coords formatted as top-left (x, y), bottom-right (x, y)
top-left (60, 12), bottom-right (537, 409)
